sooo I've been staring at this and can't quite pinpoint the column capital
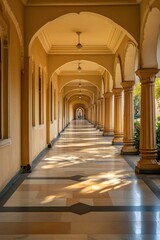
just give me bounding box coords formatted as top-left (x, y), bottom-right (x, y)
top-left (121, 81), bottom-right (135, 90)
top-left (136, 68), bottom-right (159, 83)
top-left (104, 92), bottom-right (113, 98)
top-left (97, 97), bottom-right (103, 101)
top-left (112, 88), bottom-right (123, 95)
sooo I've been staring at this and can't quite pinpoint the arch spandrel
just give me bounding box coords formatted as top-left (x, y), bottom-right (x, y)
top-left (113, 56), bottom-right (123, 88)
top-left (141, 8), bottom-right (160, 68)
top-left (123, 42), bottom-right (138, 81)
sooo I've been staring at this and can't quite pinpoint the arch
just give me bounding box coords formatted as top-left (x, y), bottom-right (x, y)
top-left (1, 0), bottom-right (24, 59)
top-left (69, 95), bottom-right (91, 103)
top-left (123, 42), bottom-right (138, 81)
top-left (49, 57), bottom-right (113, 82)
top-left (0, 10), bottom-right (8, 36)
top-left (59, 76), bottom-right (101, 93)
top-left (114, 56), bottom-right (123, 88)
top-left (76, 107), bottom-right (85, 119)
top-left (141, 7), bottom-right (160, 68)
top-left (72, 103), bottom-right (86, 119)
top-left (53, 60), bottom-right (107, 92)
top-left (64, 88), bottom-right (95, 99)
top-left (27, 10), bottom-right (138, 53)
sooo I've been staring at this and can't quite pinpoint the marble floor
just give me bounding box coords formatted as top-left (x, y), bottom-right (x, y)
top-left (0, 120), bottom-right (160, 239)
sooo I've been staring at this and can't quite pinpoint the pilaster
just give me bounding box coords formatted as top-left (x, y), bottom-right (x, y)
top-left (21, 56), bottom-right (32, 172)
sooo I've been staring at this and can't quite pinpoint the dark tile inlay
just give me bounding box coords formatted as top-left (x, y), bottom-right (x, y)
top-left (70, 202), bottom-right (91, 215)
top-left (70, 175), bottom-right (85, 181)
top-left (27, 175), bottom-right (85, 182)
top-left (1, 205), bottom-right (160, 215)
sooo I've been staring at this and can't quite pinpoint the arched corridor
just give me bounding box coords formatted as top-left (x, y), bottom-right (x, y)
top-left (0, 120), bottom-right (160, 238)
top-left (0, 0), bottom-right (160, 238)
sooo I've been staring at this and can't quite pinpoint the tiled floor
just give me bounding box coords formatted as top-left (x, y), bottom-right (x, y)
top-left (0, 120), bottom-right (160, 239)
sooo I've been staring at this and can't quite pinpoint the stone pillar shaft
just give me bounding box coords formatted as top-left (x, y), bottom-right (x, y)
top-left (100, 98), bottom-right (104, 130)
top-left (97, 99), bottom-right (101, 128)
top-left (136, 69), bottom-right (160, 173)
top-left (112, 88), bottom-right (123, 144)
top-left (21, 57), bottom-right (32, 172)
top-left (121, 81), bottom-right (137, 154)
top-left (92, 104), bottom-right (96, 126)
top-left (103, 92), bottom-right (114, 135)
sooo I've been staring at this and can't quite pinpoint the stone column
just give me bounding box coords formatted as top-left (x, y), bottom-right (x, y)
top-left (92, 104), bottom-right (96, 125)
top-left (94, 103), bottom-right (97, 126)
top-left (46, 79), bottom-right (51, 147)
top-left (136, 69), bottom-right (160, 173)
top-left (100, 98), bottom-right (104, 130)
top-left (92, 104), bottom-right (95, 125)
top-left (21, 57), bottom-right (32, 172)
top-left (97, 99), bottom-right (101, 128)
top-left (88, 106), bottom-right (91, 122)
top-left (103, 92), bottom-right (114, 136)
top-left (112, 88), bottom-right (123, 144)
top-left (121, 81), bottom-right (137, 154)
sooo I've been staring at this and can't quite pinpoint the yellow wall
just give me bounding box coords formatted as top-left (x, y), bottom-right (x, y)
top-left (50, 73), bottom-right (59, 141)
top-left (0, 20), bottom-right (21, 192)
top-left (30, 37), bottom-right (48, 160)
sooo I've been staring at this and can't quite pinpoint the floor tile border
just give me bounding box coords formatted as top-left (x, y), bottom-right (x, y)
top-left (1, 205), bottom-right (160, 215)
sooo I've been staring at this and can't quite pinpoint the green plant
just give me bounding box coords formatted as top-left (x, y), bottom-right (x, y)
top-left (134, 121), bottom-right (160, 160)
top-left (134, 120), bottom-right (140, 151)
top-left (157, 115), bottom-right (160, 122)
top-left (156, 122), bottom-right (160, 161)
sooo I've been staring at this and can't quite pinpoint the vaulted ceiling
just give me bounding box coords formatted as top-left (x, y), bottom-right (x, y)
top-left (25, 0), bottom-right (139, 104)
top-left (37, 13), bottom-right (125, 55)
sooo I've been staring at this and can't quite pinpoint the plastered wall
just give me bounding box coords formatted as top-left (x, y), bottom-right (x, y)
top-left (0, 20), bottom-right (21, 192)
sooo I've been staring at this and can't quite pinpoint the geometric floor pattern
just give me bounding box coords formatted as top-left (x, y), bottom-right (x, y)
top-left (0, 120), bottom-right (160, 239)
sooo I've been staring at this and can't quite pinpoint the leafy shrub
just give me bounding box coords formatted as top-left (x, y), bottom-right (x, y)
top-left (134, 120), bottom-right (140, 152)
top-left (156, 122), bottom-right (160, 161)
top-left (134, 121), bottom-right (160, 160)
top-left (157, 115), bottom-right (160, 122)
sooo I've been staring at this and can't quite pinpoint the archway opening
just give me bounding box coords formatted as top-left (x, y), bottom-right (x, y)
top-left (76, 108), bottom-right (84, 120)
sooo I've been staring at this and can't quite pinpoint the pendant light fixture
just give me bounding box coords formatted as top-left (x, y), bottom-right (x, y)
top-left (77, 62), bottom-right (82, 72)
top-left (76, 32), bottom-right (83, 49)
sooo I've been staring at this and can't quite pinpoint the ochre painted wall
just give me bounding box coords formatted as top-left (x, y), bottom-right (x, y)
top-left (0, 20), bottom-right (21, 192)
top-left (30, 37), bottom-right (48, 160)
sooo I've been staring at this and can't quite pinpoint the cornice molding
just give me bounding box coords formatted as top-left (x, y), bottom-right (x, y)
top-left (48, 45), bottom-right (112, 55)
top-left (25, 0), bottom-right (142, 6)
top-left (58, 71), bottom-right (101, 76)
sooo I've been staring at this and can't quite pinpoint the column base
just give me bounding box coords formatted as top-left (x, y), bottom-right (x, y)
top-left (135, 160), bottom-right (160, 174)
top-left (112, 137), bottom-right (123, 145)
top-left (48, 143), bottom-right (52, 148)
top-left (121, 145), bottom-right (139, 155)
top-left (21, 164), bottom-right (32, 173)
top-left (103, 131), bottom-right (114, 136)
top-left (96, 123), bottom-right (101, 129)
